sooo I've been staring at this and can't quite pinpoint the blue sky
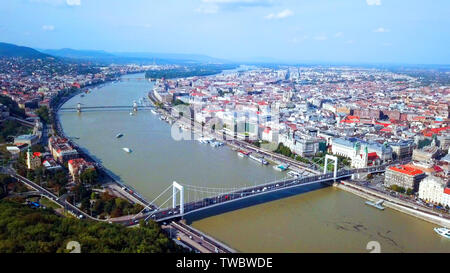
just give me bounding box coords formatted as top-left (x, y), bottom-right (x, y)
top-left (1, 0), bottom-right (449, 64)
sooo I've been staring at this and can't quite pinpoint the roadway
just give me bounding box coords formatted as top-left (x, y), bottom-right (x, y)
top-left (8, 169), bottom-right (103, 221)
top-left (145, 165), bottom-right (390, 223)
top-left (164, 221), bottom-right (235, 253)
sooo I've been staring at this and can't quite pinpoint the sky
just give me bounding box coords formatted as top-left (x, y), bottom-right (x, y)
top-left (1, 0), bottom-right (449, 64)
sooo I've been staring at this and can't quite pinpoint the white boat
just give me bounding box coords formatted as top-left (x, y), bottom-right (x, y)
top-left (365, 200), bottom-right (385, 210)
top-left (210, 141), bottom-right (224, 147)
top-left (249, 154), bottom-right (268, 165)
top-left (198, 137), bottom-right (209, 144)
top-left (273, 164), bottom-right (289, 171)
top-left (434, 227), bottom-right (450, 239)
top-left (122, 148), bottom-right (132, 153)
top-left (238, 150), bottom-right (250, 157)
top-left (287, 171), bottom-right (301, 177)
top-left (151, 110), bottom-right (157, 115)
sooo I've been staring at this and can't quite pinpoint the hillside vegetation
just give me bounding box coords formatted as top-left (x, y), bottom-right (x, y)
top-left (0, 200), bottom-right (186, 253)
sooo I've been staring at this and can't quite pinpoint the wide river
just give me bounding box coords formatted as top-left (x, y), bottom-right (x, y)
top-left (59, 72), bottom-right (450, 253)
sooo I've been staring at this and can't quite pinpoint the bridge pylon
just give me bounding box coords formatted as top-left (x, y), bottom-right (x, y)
top-left (172, 181), bottom-right (184, 215)
top-left (76, 103), bottom-right (82, 113)
top-left (133, 101), bottom-right (138, 112)
top-left (324, 154), bottom-right (338, 179)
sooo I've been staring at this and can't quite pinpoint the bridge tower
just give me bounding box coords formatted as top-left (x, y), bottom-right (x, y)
top-left (172, 181), bottom-right (184, 215)
top-left (324, 154), bottom-right (338, 179)
top-left (76, 103), bottom-right (82, 113)
top-left (133, 101), bottom-right (138, 112)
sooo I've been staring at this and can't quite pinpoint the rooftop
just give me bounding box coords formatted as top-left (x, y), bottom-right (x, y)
top-left (389, 165), bottom-right (424, 176)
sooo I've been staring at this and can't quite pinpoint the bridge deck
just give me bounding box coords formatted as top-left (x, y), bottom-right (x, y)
top-left (148, 165), bottom-right (388, 223)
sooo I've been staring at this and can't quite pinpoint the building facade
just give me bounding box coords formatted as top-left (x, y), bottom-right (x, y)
top-left (384, 165), bottom-right (426, 192)
top-left (418, 176), bottom-right (450, 207)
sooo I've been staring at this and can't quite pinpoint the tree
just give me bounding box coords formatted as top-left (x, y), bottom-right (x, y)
top-left (0, 200), bottom-right (186, 253)
top-left (406, 188), bottom-right (414, 196)
top-left (35, 106), bottom-right (51, 124)
top-left (80, 169), bottom-right (98, 185)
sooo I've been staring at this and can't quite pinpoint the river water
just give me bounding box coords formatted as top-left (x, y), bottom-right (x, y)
top-left (59, 73), bottom-right (450, 253)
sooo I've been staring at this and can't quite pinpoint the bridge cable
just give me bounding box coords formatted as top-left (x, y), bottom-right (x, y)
top-left (132, 184), bottom-right (172, 220)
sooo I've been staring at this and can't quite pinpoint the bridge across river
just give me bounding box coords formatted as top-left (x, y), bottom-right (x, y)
top-left (122, 161), bottom-right (399, 226)
top-left (59, 105), bottom-right (154, 112)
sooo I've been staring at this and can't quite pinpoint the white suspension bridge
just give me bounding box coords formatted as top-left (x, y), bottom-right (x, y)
top-left (121, 156), bottom-right (403, 226)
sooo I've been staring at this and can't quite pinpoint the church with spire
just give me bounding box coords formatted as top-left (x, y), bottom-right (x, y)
top-left (351, 141), bottom-right (381, 169)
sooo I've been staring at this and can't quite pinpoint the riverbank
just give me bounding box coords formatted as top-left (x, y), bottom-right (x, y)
top-left (51, 73), bottom-right (154, 214)
top-left (148, 91), bottom-right (320, 177)
top-left (149, 86), bottom-right (450, 231)
top-left (336, 181), bottom-right (450, 228)
top-left (58, 73), bottom-right (450, 252)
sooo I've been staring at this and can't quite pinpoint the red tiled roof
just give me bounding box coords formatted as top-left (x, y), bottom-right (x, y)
top-left (444, 188), bottom-right (450, 195)
top-left (389, 165), bottom-right (424, 176)
top-left (368, 152), bottom-right (379, 160)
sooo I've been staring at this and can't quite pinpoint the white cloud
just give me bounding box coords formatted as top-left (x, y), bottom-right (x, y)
top-left (366, 0), bottom-right (381, 6)
top-left (204, 0), bottom-right (258, 3)
top-left (195, 5), bottom-right (219, 14)
top-left (313, 35), bottom-right (328, 41)
top-left (66, 0), bottom-right (81, 6)
top-left (197, 0), bottom-right (271, 13)
top-left (292, 35), bottom-right (309, 44)
top-left (42, 25), bottom-right (55, 31)
top-left (373, 27), bottom-right (390, 33)
top-left (29, 0), bottom-right (81, 6)
top-left (265, 9), bottom-right (293, 20)
top-left (334, 32), bottom-right (343, 38)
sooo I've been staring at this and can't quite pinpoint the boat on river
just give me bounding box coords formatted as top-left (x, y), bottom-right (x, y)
top-left (238, 150), bottom-right (250, 157)
top-left (249, 154), bottom-right (268, 165)
top-left (287, 171), bottom-right (301, 177)
top-left (116, 133), bottom-right (124, 139)
top-left (365, 199), bottom-right (385, 210)
top-left (434, 227), bottom-right (450, 239)
top-left (273, 164), bottom-right (289, 171)
top-left (122, 148), bottom-right (132, 153)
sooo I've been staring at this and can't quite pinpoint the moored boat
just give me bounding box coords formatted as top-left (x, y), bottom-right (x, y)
top-left (122, 147), bottom-right (132, 153)
top-left (273, 164), bottom-right (289, 171)
top-left (365, 200), bottom-right (385, 210)
top-left (287, 171), bottom-right (301, 177)
top-left (238, 150), bottom-right (250, 157)
top-left (434, 227), bottom-right (450, 239)
top-left (249, 154), bottom-right (268, 165)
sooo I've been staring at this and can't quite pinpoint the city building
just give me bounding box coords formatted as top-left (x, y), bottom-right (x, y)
top-left (14, 134), bottom-right (39, 147)
top-left (26, 147), bottom-right (41, 170)
top-left (418, 176), bottom-right (450, 207)
top-left (48, 136), bottom-right (79, 163)
top-left (390, 141), bottom-right (414, 160)
top-left (68, 158), bottom-right (95, 183)
top-left (384, 165), bottom-right (426, 191)
top-left (331, 138), bottom-right (393, 162)
top-left (278, 130), bottom-right (322, 157)
top-left (351, 145), bottom-right (381, 168)
top-left (412, 144), bottom-right (439, 162)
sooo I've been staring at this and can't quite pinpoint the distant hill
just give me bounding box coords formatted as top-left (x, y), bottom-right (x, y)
top-left (114, 52), bottom-right (230, 64)
top-left (40, 48), bottom-right (116, 60)
top-left (38, 47), bottom-right (230, 65)
top-left (0, 42), bottom-right (52, 59)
